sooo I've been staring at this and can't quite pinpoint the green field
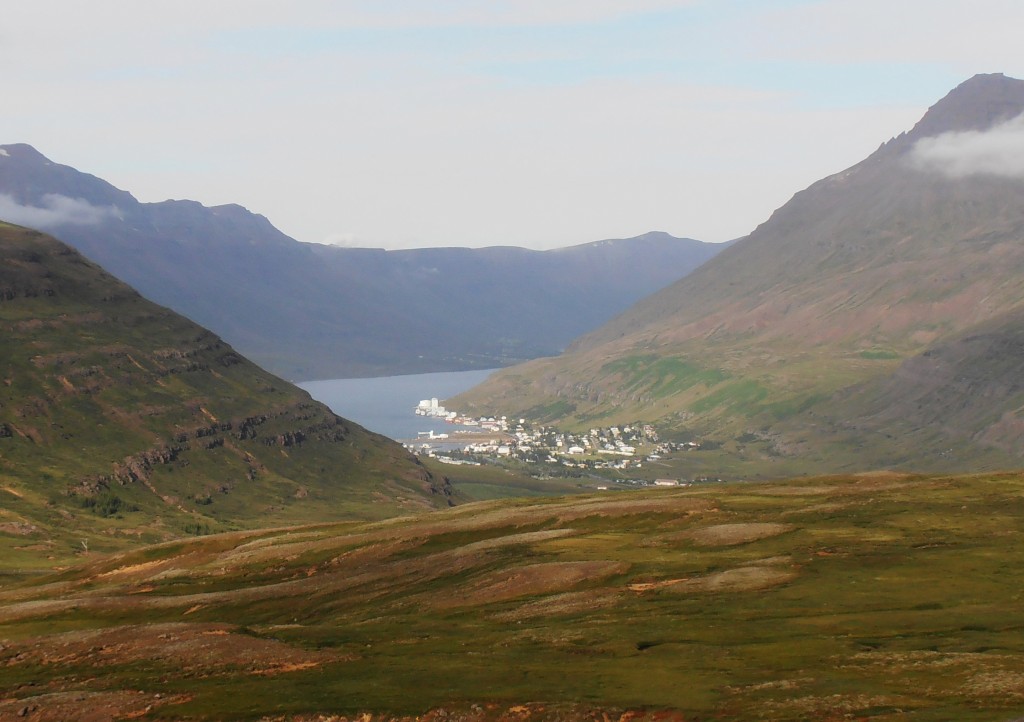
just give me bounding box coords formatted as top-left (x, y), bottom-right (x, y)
top-left (3, 471), bottom-right (1024, 720)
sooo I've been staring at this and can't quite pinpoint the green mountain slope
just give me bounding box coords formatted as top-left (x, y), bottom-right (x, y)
top-left (801, 306), bottom-right (1024, 468)
top-left (455, 73), bottom-right (1024, 471)
top-left (3, 472), bottom-right (1024, 720)
top-left (0, 223), bottom-right (452, 574)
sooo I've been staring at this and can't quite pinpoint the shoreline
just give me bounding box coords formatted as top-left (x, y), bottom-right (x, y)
top-left (400, 430), bottom-right (513, 444)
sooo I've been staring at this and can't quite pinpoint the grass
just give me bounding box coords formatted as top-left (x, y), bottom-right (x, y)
top-left (859, 349), bottom-right (901, 360)
top-left (601, 355), bottom-right (729, 397)
top-left (2, 471), bottom-right (1024, 720)
top-left (0, 224), bottom-right (451, 571)
top-left (688, 378), bottom-right (770, 414)
top-left (425, 458), bottom-right (594, 501)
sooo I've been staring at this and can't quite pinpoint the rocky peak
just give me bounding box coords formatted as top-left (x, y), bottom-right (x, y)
top-left (905, 72), bottom-right (1024, 141)
top-left (0, 143), bottom-right (52, 162)
top-left (0, 143), bottom-right (137, 208)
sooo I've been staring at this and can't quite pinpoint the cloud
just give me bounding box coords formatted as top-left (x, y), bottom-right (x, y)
top-left (0, 194), bottom-right (122, 229)
top-left (910, 113), bottom-right (1024, 179)
top-left (5, 0), bottom-right (996, 249)
top-left (317, 232), bottom-right (359, 247)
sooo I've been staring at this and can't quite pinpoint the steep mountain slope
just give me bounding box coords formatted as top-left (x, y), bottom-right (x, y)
top-left (455, 73), bottom-right (1024, 469)
top-left (809, 306), bottom-right (1024, 466)
top-left (0, 223), bottom-right (451, 573)
top-left (0, 146), bottom-right (724, 379)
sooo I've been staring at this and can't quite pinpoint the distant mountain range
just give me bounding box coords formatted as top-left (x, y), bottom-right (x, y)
top-left (0, 146), bottom-right (724, 380)
top-left (0, 222), bottom-right (452, 572)
top-left (456, 73), bottom-right (1024, 473)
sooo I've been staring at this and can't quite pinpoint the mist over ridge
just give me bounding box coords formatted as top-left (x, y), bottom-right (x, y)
top-left (455, 73), bottom-right (1024, 474)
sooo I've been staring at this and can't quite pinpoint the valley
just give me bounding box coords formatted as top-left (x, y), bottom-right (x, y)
top-left (5, 68), bottom-right (1024, 722)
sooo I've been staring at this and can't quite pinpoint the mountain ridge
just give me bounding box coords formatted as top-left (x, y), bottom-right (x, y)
top-left (454, 73), bottom-right (1024, 473)
top-left (0, 222), bottom-right (452, 573)
top-left (0, 147), bottom-right (725, 379)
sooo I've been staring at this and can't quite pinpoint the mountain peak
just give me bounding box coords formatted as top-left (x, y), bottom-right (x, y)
top-left (458, 72), bottom-right (1024, 471)
top-left (0, 143), bottom-right (51, 162)
top-left (906, 72), bottom-right (1024, 141)
top-left (0, 143), bottom-right (138, 210)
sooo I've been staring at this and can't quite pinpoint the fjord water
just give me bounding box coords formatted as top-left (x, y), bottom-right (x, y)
top-left (298, 369), bottom-right (498, 441)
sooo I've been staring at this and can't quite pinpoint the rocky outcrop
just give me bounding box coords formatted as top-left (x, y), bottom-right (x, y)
top-left (112, 445), bottom-right (183, 485)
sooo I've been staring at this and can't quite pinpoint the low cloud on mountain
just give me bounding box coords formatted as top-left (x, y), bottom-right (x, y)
top-left (0, 193), bottom-right (121, 229)
top-left (911, 112), bottom-right (1024, 179)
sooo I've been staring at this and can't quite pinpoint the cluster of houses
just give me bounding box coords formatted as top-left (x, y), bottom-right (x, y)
top-left (426, 421), bottom-right (671, 470)
top-left (408, 402), bottom-right (717, 485)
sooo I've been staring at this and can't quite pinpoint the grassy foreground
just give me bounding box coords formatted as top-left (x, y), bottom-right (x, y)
top-left (2, 471), bottom-right (1024, 720)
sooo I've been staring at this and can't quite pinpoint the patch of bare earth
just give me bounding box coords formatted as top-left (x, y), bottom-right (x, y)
top-left (758, 475), bottom-right (921, 498)
top-left (0, 691), bottom-right (189, 722)
top-left (964, 670), bottom-right (1024, 699)
top-left (256, 703), bottom-right (687, 722)
top-left (0, 521), bottom-right (38, 536)
top-left (0, 598), bottom-right (81, 622)
top-left (436, 560), bottom-right (630, 609)
top-left (629, 562), bottom-right (796, 594)
top-left (95, 558), bottom-right (171, 580)
top-left (0, 622), bottom-right (350, 675)
top-left (754, 693), bottom-right (916, 720)
top-left (398, 496), bottom-right (714, 542)
top-left (492, 589), bottom-right (624, 621)
top-left (554, 496), bottom-right (716, 521)
top-left (844, 650), bottom-right (1024, 701)
top-left (756, 485), bottom-right (834, 496)
top-left (458, 529), bottom-right (578, 552)
top-left (684, 522), bottom-right (793, 547)
top-left (0, 542), bottom-right (519, 623)
top-left (781, 501), bottom-right (848, 517)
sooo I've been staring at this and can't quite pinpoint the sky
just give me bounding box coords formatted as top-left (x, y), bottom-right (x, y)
top-left (4, 1), bottom-right (1024, 250)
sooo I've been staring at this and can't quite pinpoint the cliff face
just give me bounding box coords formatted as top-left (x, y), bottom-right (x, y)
top-left (0, 222), bottom-right (453, 572)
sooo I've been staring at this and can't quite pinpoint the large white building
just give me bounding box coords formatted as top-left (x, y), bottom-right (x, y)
top-left (415, 397), bottom-right (450, 417)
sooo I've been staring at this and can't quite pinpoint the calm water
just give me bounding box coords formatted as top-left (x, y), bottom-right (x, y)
top-left (298, 368), bottom-right (499, 441)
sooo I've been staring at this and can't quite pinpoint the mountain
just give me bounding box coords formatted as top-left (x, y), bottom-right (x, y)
top-left (454, 73), bottom-right (1024, 472)
top-left (0, 145), bottom-right (725, 379)
top-left (810, 306), bottom-right (1024, 466)
top-left (0, 222), bottom-right (452, 574)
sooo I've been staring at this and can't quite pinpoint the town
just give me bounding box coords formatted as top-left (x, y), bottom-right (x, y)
top-left (408, 398), bottom-right (712, 485)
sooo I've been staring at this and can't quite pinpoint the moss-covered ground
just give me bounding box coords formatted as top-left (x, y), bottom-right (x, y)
top-left (2, 471), bottom-right (1024, 720)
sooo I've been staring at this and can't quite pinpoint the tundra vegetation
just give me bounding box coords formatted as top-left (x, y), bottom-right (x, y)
top-left (2, 472), bottom-right (1024, 720)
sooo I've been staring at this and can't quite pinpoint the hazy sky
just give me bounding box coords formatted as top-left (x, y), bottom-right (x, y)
top-left (5, 1), bottom-right (1024, 249)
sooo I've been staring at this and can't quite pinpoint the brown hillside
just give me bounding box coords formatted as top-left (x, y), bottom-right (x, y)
top-left (0, 223), bottom-right (451, 574)
top-left (454, 74), bottom-right (1024, 471)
